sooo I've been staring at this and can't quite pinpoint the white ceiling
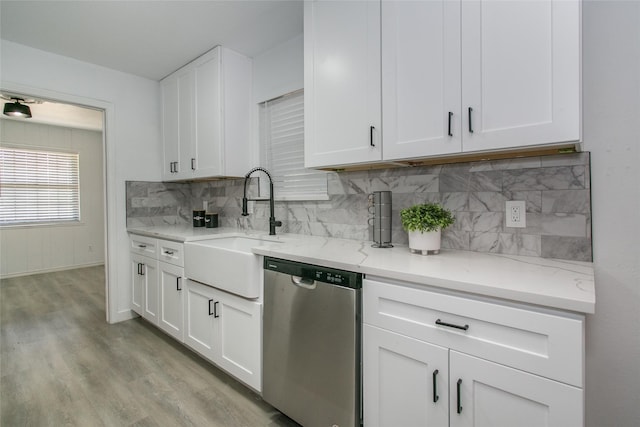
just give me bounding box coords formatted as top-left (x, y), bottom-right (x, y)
top-left (0, 0), bottom-right (303, 130)
top-left (0, 0), bottom-right (303, 81)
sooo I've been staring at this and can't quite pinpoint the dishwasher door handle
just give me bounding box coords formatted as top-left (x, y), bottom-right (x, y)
top-left (290, 275), bottom-right (316, 290)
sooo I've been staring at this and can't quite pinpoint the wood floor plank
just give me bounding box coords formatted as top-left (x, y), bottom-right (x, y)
top-left (0, 266), bottom-right (299, 426)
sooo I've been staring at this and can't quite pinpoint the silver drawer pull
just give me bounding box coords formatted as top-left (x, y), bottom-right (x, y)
top-left (435, 319), bottom-right (469, 331)
top-left (138, 244), bottom-right (147, 248)
top-left (164, 250), bottom-right (175, 255)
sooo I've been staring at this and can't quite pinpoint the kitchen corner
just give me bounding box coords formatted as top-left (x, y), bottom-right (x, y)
top-left (129, 222), bottom-right (593, 426)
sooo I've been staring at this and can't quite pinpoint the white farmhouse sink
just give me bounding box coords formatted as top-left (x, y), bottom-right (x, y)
top-left (184, 237), bottom-right (281, 298)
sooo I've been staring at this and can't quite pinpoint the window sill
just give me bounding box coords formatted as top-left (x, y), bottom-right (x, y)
top-left (0, 220), bottom-right (85, 229)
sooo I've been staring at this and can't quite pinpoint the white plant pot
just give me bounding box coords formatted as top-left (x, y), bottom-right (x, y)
top-left (408, 229), bottom-right (441, 255)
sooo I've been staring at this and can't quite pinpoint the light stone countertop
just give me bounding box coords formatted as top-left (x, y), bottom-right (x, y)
top-left (127, 225), bottom-right (595, 314)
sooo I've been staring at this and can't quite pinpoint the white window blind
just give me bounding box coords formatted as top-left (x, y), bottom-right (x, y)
top-left (0, 147), bottom-right (80, 225)
top-left (260, 90), bottom-right (328, 201)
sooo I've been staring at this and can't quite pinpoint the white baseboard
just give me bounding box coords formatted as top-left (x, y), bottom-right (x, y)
top-left (0, 262), bottom-right (105, 280)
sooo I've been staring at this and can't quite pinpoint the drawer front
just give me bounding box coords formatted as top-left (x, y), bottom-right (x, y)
top-left (159, 239), bottom-right (184, 267)
top-left (363, 278), bottom-right (584, 387)
top-left (130, 234), bottom-right (158, 257)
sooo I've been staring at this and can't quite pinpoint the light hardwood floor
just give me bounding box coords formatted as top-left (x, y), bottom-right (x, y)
top-left (0, 266), bottom-right (299, 426)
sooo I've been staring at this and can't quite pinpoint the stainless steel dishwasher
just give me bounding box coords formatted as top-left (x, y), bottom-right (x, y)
top-left (263, 257), bottom-right (362, 427)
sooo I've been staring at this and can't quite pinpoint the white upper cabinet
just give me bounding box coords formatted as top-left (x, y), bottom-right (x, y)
top-left (161, 46), bottom-right (252, 180)
top-left (304, 0), bottom-right (581, 168)
top-left (193, 51), bottom-right (222, 177)
top-left (304, 0), bottom-right (382, 168)
top-left (461, 0), bottom-right (581, 152)
top-left (382, 0), bottom-right (462, 160)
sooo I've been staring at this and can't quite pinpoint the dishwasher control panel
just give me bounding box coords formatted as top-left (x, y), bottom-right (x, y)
top-left (315, 270), bottom-right (348, 286)
top-left (264, 257), bottom-right (362, 289)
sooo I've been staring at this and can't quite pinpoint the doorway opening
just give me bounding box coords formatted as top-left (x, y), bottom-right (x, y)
top-left (1, 87), bottom-right (114, 323)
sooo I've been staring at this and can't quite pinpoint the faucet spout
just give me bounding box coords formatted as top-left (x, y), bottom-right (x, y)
top-left (242, 167), bottom-right (282, 235)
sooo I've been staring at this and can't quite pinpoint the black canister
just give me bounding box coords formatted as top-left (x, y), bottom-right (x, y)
top-left (193, 210), bottom-right (205, 227)
top-left (369, 190), bottom-right (393, 248)
top-left (205, 213), bottom-right (219, 228)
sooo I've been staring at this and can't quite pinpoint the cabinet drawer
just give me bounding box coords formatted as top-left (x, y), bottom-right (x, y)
top-left (130, 234), bottom-right (157, 257)
top-left (158, 239), bottom-right (184, 267)
top-left (363, 278), bottom-right (584, 387)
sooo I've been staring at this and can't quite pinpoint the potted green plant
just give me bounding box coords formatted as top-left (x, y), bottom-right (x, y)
top-left (400, 203), bottom-right (455, 254)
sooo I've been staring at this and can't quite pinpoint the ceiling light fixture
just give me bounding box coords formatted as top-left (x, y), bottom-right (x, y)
top-left (3, 98), bottom-right (32, 118)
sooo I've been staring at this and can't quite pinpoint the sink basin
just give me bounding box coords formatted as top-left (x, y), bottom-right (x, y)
top-left (184, 237), bottom-right (281, 298)
top-left (198, 236), bottom-right (276, 253)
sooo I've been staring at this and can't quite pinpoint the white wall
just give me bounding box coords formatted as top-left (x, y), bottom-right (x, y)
top-left (1, 40), bottom-right (161, 323)
top-left (0, 120), bottom-right (105, 277)
top-left (253, 33), bottom-right (303, 103)
top-left (583, 2), bottom-right (640, 426)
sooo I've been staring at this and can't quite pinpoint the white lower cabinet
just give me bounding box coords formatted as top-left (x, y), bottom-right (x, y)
top-left (130, 236), bottom-right (183, 328)
top-left (131, 253), bottom-right (158, 324)
top-left (450, 351), bottom-right (582, 427)
top-left (130, 255), bottom-right (145, 316)
top-left (158, 261), bottom-right (185, 341)
top-left (130, 233), bottom-right (262, 392)
top-left (184, 279), bottom-right (262, 392)
top-left (363, 278), bottom-right (584, 427)
top-left (364, 324), bottom-right (449, 427)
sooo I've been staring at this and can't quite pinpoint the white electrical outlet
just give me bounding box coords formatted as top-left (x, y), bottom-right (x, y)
top-left (506, 201), bottom-right (526, 228)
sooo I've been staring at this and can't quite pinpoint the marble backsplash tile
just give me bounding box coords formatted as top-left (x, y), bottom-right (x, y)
top-left (126, 152), bottom-right (592, 262)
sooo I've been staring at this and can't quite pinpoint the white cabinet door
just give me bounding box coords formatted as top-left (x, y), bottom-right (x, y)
top-left (184, 279), bottom-right (216, 359)
top-left (184, 279), bottom-right (262, 391)
top-left (382, 0), bottom-right (462, 160)
top-left (363, 324), bottom-right (449, 427)
top-left (177, 69), bottom-right (195, 178)
top-left (130, 255), bottom-right (145, 316)
top-left (304, 0), bottom-right (382, 168)
top-left (193, 49), bottom-right (223, 178)
top-left (161, 74), bottom-right (180, 180)
top-left (450, 351), bottom-right (583, 427)
top-left (140, 257), bottom-right (159, 325)
top-left (158, 262), bottom-right (184, 342)
top-left (214, 291), bottom-right (262, 392)
top-left (461, 0), bottom-right (581, 152)
top-left (161, 68), bottom-right (194, 180)
top-left (131, 252), bottom-right (158, 322)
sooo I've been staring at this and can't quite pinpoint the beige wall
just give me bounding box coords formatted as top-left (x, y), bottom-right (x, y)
top-left (0, 119), bottom-right (105, 277)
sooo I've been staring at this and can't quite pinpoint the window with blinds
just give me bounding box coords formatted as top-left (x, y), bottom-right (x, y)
top-left (260, 90), bottom-right (328, 201)
top-left (0, 147), bottom-right (80, 225)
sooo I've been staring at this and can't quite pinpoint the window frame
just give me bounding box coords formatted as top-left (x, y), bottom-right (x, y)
top-left (258, 89), bottom-right (329, 202)
top-left (0, 145), bottom-right (81, 227)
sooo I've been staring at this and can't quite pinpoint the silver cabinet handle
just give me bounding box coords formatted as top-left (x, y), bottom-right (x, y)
top-left (163, 250), bottom-right (174, 256)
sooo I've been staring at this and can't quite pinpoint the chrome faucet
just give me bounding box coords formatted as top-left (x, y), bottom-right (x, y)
top-left (241, 167), bottom-right (282, 235)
